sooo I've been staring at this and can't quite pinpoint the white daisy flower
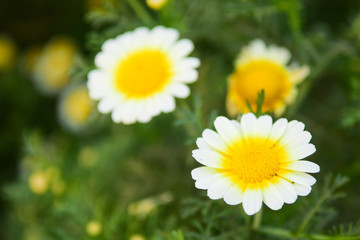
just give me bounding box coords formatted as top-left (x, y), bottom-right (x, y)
top-left (191, 113), bottom-right (319, 215)
top-left (227, 39), bottom-right (310, 117)
top-left (87, 26), bottom-right (200, 124)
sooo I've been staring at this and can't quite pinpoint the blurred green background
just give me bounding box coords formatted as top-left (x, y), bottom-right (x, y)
top-left (1, 0), bottom-right (360, 239)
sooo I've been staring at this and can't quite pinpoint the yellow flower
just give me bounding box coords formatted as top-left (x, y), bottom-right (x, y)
top-left (130, 234), bottom-right (146, 240)
top-left (0, 36), bottom-right (17, 70)
top-left (88, 26), bottom-right (200, 124)
top-left (78, 146), bottom-right (99, 168)
top-left (58, 84), bottom-right (95, 132)
top-left (227, 39), bottom-right (309, 116)
top-left (33, 37), bottom-right (77, 95)
top-left (128, 192), bottom-right (173, 218)
top-left (86, 220), bottom-right (102, 236)
top-left (192, 113), bottom-right (319, 215)
top-left (146, 0), bottom-right (167, 10)
top-left (28, 171), bottom-right (50, 194)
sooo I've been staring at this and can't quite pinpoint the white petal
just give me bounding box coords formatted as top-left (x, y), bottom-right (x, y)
top-left (202, 129), bottom-right (227, 152)
top-left (195, 173), bottom-right (225, 190)
top-left (98, 96), bottom-right (119, 113)
top-left (268, 45), bottom-right (291, 65)
top-left (293, 183), bottom-right (312, 196)
top-left (172, 69), bottom-right (198, 83)
top-left (240, 113), bottom-right (257, 138)
top-left (281, 120), bottom-right (305, 143)
top-left (144, 96), bottom-right (161, 116)
top-left (159, 95), bottom-right (175, 113)
top-left (289, 65), bottom-right (310, 84)
top-left (112, 102), bottom-right (136, 124)
top-left (191, 166), bottom-right (217, 181)
top-left (248, 39), bottom-right (266, 57)
top-left (134, 101), bottom-right (152, 123)
top-left (214, 116), bottom-right (240, 145)
top-left (254, 115), bottom-right (273, 138)
top-left (174, 57), bottom-right (200, 72)
top-left (262, 181), bottom-right (284, 210)
top-left (269, 118), bottom-right (288, 141)
top-left (285, 131), bottom-right (312, 148)
top-left (274, 178), bottom-right (297, 204)
top-left (207, 178), bottom-right (233, 200)
top-left (283, 172), bottom-right (317, 186)
top-left (114, 32), bottom-right (133, 52)
top-left (289, 144), bottom-right (316, 160)
top-left (161, 28), bottom-right (180, 49)
top-left (168, 83), bottom-right (190, 99)
top-left (230, 120), bottom-right (242, 133)
top-left (196, 138), bottom-right (212, 150)
top-left (224, 185), bottom-right (243, 205)
top-left (170, 39), bottom-right (194, 60)
top-left (192, 149), bottom-right (223, 168)
top-left (131, 27), bottom-right (150, 48)
top-left (87, 70), bottom-right (112, 99)
top-left (283, 160), bottom-right (320, 173)
top-left (94, 52), bottom-right (117, 71)
top-left (242, 187), bottom-right (263, 215)
top-left (150, 26), bottom-right (179, 49)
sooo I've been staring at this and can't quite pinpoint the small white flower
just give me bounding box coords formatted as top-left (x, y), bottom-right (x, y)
top-left (87, 26), bottom-right (200, 124)
top-left (192, 113), bottom-right (319, 215)
top-left (227, 39), bottom-right (310, 116)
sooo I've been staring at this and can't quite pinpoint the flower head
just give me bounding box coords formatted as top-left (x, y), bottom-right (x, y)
top-left (28, 171), bottom-right (50, 194)
top-left (146, 0), bottom-right (167, 10)
top-left (86, 220), bottom-right (102, 236)
top-left (227, 39), bottom-right (309, 116)
top-left (58, 84), bottom-right (96, 132)
top-left (32, 37), bottom-right (77, 95)
top-left (191, 113), bottom-right (319, 215)
top-left (87, 26), bottom-right (200, 124)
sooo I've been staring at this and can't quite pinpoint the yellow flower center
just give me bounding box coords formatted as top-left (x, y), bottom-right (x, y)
top-left (146, 0), bottom-right (167, 10)
top-left (229, 60), bottom-right (292, 112)
top-left (115, 49), bottom-right (172, 99)
top-left (221, 137), bottom-right (287, 185)
top-left (64, 88), bottom-right (93, 124)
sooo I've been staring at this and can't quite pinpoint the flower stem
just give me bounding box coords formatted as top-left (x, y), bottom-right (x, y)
top-left (297, 188), bottom-right (331, 234)
top-left (126, 0), bottom-right (153, 26)
top-left (252, 209), bottom-right (263, 230)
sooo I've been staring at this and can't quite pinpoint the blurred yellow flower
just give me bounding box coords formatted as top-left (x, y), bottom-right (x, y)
top-left (28, 171), bottom-right (50, 194)
top-left (130, 234), bottom-right (146, 240)
top-left (33, 37), bottom-right (77, 95)
top-left (86, 220), bottom-right (102, 236)
top-left (227, 39), bottom-right (310, 116)
top-left (128, 192), bottom-right (173, 218)
top-left (78, 146), bottom-right (99, 168)
top-left (146, 0), bottom-right (167, 10)
top-left (58, 84), bottom-right (95, 132)
top-left (0, 36), bottom-right (17, 70)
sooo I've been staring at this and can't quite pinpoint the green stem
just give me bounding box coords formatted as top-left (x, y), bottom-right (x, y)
top-left (297, 189), bottom-right (331, 234)
top-left (126, 0), bottom-right (153, 26)
top-left (252, 209), bottom-right (263, 230)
